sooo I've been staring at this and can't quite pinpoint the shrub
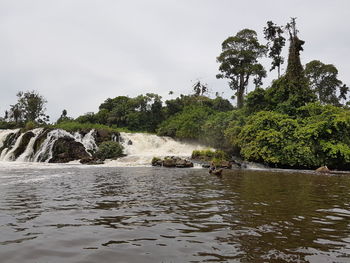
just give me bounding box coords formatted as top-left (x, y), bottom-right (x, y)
top-left (94, 141), bottom-right (124, 160)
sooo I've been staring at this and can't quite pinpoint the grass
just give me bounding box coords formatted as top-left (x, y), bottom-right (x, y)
top-left (51, 121), bottom-right (129, 133)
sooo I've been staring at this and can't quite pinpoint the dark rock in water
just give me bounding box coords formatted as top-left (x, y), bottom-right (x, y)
top-left (202, 163), bottom-right (211, 168)
top-left (127, 140), bottom-right (133, 145)
top-left (152, 156), bottom-right (194, 168)
top-left (316, 166), bottom-right (330, 173)
top-left (218, 160), bottom-right (232, 169)
top-left (175, 159), bottom-right (193, 168)
top-left (80, 157), bottom-right (104, 165)
top-left (49, 137), bottom-right (90, 163)
top-left (151, 157), bottom-right (162, 166)
top-left (163, 158), bottom-right (176, 168)
top-left (13, 131), bottom-right (35, 159)
top-left (95, 129), bottom-right (119, 145)
top-left (209, 168), bottom-right (223, 176)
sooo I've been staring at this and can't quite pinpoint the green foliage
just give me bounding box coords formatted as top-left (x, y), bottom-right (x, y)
top-left (245, 87), bottom-right (270, 114)
top-left (202, 110), bottom-right (244, 151)
top-left (53, 121), bottom-right (124, 133)
top-left (157, 105), bottom-right (215, 139)
top-left (91, 93), bottom-right (164, 132)
top-left (229, 104), bottom-right (350, 169)
top-left (94, 141), bottom-right (124, 160)
top-left (0, 121), bottom-right (17, 129)
top-left (305, 60), bottom-right (348, 105)
top-left (191, 149), bottom-right (229, 161)
top-left (264, 21), bottom-right (286, 77)
top-left (10, 91), bottom-right (49, 124)
top-left (24, 121), bottom-right (37, 131)
top-left (216, 28), bottom-right (267, 108)
top-left (264, 76), bottom-right (316, 115)
top-left (56, 109), bottom-right (73, 124)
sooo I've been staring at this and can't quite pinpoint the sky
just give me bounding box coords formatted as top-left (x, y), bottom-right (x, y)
top-left (0, 0), bottom-right (349, 121)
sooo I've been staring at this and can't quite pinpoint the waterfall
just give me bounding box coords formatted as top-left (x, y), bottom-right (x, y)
top-left (0, 128), bottom-right (99, 163)
top-left (16, 128), bottom-right (44, 162)
top-left (0, 129), bottom-right (20, 160)
top-left (105, 132), bottom-right (209, 166)
top-left (0, 129), bottom-right (210, 166)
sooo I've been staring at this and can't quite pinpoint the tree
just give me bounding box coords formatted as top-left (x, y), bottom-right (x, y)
top-left (267, 18), bottom-right (315, 113)
top-left (192, 81), bottom-right (208, 96)
top-left (8, 103), bottom-right (23, 123)
top-left (305, 60), bottom-right (348, 106)
top-left (56, 109), bottom-right (73, 124)
top-left (264, 21), bottom-right (286, 78)
top-left (12, 91), bottom-right (49, 123)
top-left (216, 29), bottom-right (267, 108)
top-left (285, 18), bottom-right (305, 82)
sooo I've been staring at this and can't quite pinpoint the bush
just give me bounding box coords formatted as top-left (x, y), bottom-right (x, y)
top-left (191, 149), bottom-right (229, 161)
top-left (94, 141), bottom-right (124, 160)
top-left (230, 104), bottom-right (350, 169)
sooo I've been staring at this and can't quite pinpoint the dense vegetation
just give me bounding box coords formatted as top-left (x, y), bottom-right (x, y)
top-left (1, 18), bottom-right (349, 169)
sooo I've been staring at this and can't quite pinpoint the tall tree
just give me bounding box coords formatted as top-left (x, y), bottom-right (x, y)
top-left (285, 18), bottom-right (305, 82)
top-left (9, 103), bottom-right (23, 123)
top-left (216, 29), bottom-right (267, 108)
top-left (305, 60), bottom-right (348, 105)
top-left (264, 21), bottom-right (286, 78)
top-left (15, 91), bottom-right (49, 123)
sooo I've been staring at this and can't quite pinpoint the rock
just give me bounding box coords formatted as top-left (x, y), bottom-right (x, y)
top-left (175, 159), bottom-right (194, 168)
top-left (218, 160), bottom-right (232, 169)
top-left (163, 158), bottom-right (176, 168)
top-left (151, 157), bottom-right (162, 166)
top-left (80, 157), bottom-right (104, 165)
top-left (152, 156), bottom-right (194, 168)
top-left (127, 140), bottom-right (133, 145)
top-left (33, 128), bottom-right (51, 155)
top-left (49, 137), bottom-right (90, 163)
top-left (13, 131), bottom-right (35, 159)
top-left (210, 168), bottom-right (223, 176)
top-left (95, 129), bottom-right (120, 145)
top-left (316, 166), bottom-right (330, 173)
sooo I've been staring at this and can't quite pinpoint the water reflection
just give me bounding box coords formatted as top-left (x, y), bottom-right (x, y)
top-left (0, 166), bottom-right (350, 262)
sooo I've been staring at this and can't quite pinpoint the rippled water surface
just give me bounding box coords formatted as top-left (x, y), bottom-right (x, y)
top-left (1, 164), bottom-right (350, 262)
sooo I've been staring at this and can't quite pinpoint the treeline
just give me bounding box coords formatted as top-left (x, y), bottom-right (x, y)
top-left (1, 18), bottom-right (350, 169)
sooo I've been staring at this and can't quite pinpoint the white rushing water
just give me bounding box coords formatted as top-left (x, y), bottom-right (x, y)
top-left (0, 128), bottom-right (98, 163)
top-left (105, 132), bottom-right (209, 167)
top-left (0, 129), bottom-right (210, 167)
top-left (16, 128), bottom-right (44, 162)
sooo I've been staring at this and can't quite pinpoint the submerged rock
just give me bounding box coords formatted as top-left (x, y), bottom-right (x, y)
top-left (80, 157), bottom-right (104, 165)
top-left (316, 166), bottom-right (330, 173)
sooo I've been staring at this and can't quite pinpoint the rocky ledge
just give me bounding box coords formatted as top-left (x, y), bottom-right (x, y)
top-left (152, 156), bottom-right (194, 168)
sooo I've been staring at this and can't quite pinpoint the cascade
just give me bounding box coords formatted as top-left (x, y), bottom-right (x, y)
top-left (16, 128), bottom-right (44, 162)
top-left (107, 132), bottom-right (208, 166)
top-left (0, 129), bottom-right (20, 160)
top-left (0, 128), bottom-right (99, 163)
top-left (0, 129), bottom-right (209, 166)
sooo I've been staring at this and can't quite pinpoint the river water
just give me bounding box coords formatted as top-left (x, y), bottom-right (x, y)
top-left (0, 163), bottom-right (350, 262)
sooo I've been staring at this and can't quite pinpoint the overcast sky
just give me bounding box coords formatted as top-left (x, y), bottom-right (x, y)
top-left (1, 0), bottom-right (349, 121)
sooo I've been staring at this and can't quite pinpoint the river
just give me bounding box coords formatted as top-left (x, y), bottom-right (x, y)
top-left (0, 163), bottom-right (350, 262)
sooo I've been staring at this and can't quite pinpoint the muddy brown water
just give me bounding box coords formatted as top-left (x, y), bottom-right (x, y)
top-left (0, 165), bottom-right (350, 262)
